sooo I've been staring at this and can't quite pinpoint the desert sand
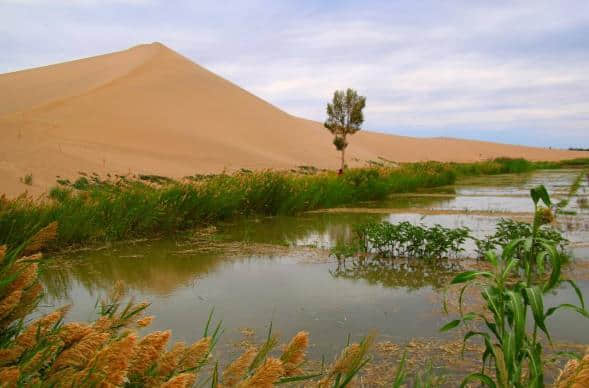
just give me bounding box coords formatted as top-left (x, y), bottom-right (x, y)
top-left (1, 42), bottom-right (586, 197)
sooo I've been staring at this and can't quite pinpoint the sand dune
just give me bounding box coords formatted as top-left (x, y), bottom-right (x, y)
top-left (0, 42), bottom-right (585, 196)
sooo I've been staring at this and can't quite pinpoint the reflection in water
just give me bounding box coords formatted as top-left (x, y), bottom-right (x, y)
top-left (218, 212), bottom-right (386, 248)
top-left (330, 258), bottom-right (464, 290)
top-left (41, 247), bottom-right (234, 300)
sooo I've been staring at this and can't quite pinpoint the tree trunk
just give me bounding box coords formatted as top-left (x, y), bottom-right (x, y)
top-left (340, 147), bottom-right (345, 171)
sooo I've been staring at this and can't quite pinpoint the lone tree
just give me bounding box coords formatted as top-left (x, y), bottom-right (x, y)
top-left (324, 88), bottom-right (366, 171)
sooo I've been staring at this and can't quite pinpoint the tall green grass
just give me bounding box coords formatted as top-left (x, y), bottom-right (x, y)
top-left (0, 158), bottom-right (587, 249)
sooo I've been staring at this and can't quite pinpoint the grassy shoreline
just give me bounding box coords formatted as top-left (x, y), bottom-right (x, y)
top-left (1, 157), bottom-right (588, 250)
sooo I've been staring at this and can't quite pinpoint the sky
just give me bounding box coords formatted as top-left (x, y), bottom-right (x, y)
top-left (1, 0), bottom-right (588, 148)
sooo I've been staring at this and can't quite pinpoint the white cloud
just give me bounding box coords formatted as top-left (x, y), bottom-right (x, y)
top-left (1, 0), bottom-right (588, 146)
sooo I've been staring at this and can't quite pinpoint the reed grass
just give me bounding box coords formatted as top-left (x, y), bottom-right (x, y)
top-left (0, 158), bottom-right (587, 250)
top-left (555, 347), bottom-right (589, 387)
top-left (0, 229), bottom-right (371, 387)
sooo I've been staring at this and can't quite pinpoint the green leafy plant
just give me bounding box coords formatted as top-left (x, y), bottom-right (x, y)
top-left (333, 221), bottom-right (470, 260)
top-left (441, 185), bottom-right (589, 387)
top-left (474, 218), bottom-right (568, 260)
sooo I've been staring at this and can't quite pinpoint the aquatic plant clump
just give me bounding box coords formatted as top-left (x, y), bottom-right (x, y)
top-left (333, 209), bottom-right (568, 263)
top-left (474, 218), bottom-right (568, 260)
top-left (352, 221), bottom-right (470, 259)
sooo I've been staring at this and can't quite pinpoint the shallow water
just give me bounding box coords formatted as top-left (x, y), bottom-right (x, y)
top-left (38, 169), bottom-right (589, 360)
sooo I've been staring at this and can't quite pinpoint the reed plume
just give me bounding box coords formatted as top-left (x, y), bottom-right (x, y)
top-left (318, 334), bottom-right (374, 387)
top-left (93, 316), bottom-right (115, 332)
top-left (109, 280), bottom-right (126, 303)
top-left (15, 308), bottom-right (67, 349)
top-left (17, 252), bottom-right (42, 262)
top-left (160, 372), bottom-right (197, 388)
top-left (331, 343), bottom-right (361, 375)
top-left (280, 331), bottom-right (308, 376)
top-left (238, 357), bottom-right (284, 388)
top-left (22, 221), bottom-right (58, 255)
top-left (136, 315), bottom-right (154, 328)
top-left (6, 262), bottom-right (38, 293)
top-left (58, 322), bottom-right (93, 347)
top-left (555, 348), bottom-right (589, 387)
top-left (8, 282), bottom-right (43, 322)
top-left (178, 336), bottom-right (210, 371)
top-left (535, 206), bottom-right (555, 226)
top-left (75, 333), bottom-right (137, 386)
top-left (50, 331), bottom-right (110, 372)
top-left (0, 348), bottom-right (21, 366)
top-left (129, 330), bottom-right (171, 376)
top-left (222, 347), bottom-right (258, 386)
top-left (21, 348), bottom-right (52, 375)
top-left (0, 366), bottom-right (20, 385)
top-left (155, 342), bottom-right (187, 380)
top-left (0, 290), bottom-right (22, 320)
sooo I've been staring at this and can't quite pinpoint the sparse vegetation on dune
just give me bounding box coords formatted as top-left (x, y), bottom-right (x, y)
top-left (20, 174), bottom-right (33, 186)
top-left (0, 158), bottom-right (588, 251)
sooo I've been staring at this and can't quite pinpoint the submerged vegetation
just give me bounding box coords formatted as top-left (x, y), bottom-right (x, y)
top-left (333, 221), bottom-right (471, 260)
top-left (1, 158), bottom-right (588, 251)
top-left (331, 217), bottom-right (568, 262)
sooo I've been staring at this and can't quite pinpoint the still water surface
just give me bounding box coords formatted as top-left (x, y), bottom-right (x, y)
top-left (38, 169), bottom-right (589, 358)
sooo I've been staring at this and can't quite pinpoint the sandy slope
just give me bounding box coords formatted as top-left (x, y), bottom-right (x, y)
top-left (0, 42), bottom-right (585, 197)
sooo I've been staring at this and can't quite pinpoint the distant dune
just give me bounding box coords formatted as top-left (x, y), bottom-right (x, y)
top-left (0, 42), bottom-right (585, 196)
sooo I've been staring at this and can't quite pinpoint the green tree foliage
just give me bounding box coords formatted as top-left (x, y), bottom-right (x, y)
top-left (324, 89), bottom-right (366, 171)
